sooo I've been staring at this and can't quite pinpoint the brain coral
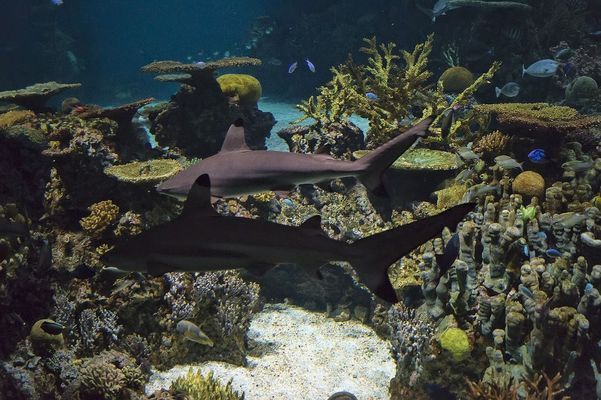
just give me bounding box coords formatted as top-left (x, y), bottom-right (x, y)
top-left (217, 74), bottom-right (262, 104)
top-left (565, 76), bottom-right (598, 105)
top-left (512, 171), bottom-right (545, 198)
top-left (439, 66), bottom-right (474, 92)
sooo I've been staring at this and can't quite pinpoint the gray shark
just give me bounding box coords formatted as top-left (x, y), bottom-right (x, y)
top-left (157, 118), bottom-right (432, 199)
top-left (102, 174), bottom-right (475, 303)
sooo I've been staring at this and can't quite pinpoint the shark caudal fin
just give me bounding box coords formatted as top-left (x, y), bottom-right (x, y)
top-left (351, 202), bottom-right (475, 303)
top-left (356, 118), bottom-right (432, 196)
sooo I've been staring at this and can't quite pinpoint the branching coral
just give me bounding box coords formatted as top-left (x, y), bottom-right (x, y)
top-left (466, 372), bottom-right (569, 400)
top-left (472, 130), bottom-right (510, 158)
top-left (170, 369), bottom-right (244, 400)
top-left (80, 200), bottom-right (120, 236)
top-left (0, 82), bottom-right (81, 112)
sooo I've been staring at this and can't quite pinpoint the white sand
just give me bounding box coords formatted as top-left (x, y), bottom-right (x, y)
top-left (146, 304), bottom-right (395, 400)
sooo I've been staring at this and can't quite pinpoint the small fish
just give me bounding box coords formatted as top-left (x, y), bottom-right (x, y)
top-left (431, 0), bottom-right (460, 22)
top-left (282, 198), bottom-right (294, 207)
top-left (440, 108), bottom-right (456, 138)
top-left (522, 59), bottom-right (560, 78)
top-left (535, 231), bottom-right (547, 241)
top-left (40, 321), bottom-right (64, 335)
top-left (521, 243), bottom-right (530, 258)
top-left (494, 155), bottom-right (524, 170)
top-left (587, 30), bottom-right (601, 39)
top-left (528, 149), bottom-right (549, 164)
top-left (554, 48), bottom-right (574, 61)
top-left (365, 92), bottom-right (379, 101)
top-left (305, 58), bottom-right (316, 73)
top-left (50, 0), bottom-right (63, 5)
top-left (176, 320), bottom-right (214, 346)
top-left (456, 146), bottom-right (479, 161)
top-left (100, 266), bottom-right (132, 279)
top-left (585, 283), bottom-right (594, 295)
top-left (553, 212), bottom-right (586, 228)
top-left (561, 160), bottom-right (593, 172)
top-left (545, 248), bottom-right (562, 258)
top-left (454, 168), bottom-right (472, 182)
top-left (581, 232), bottom-right (601, 248)
top-left (194, 61), bottom-right (207, 69)
top-left (288, 61), bottom-right (298, 74)
top-left (462, 184), bottom-right (500, 202)
top-left (519, 285), bottom-right (534, 299)
top-left (495, 82), bottom-right (520, 98)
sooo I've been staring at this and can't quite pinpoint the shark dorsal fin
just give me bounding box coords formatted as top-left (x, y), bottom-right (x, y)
top-left (300, 215), bottom-right (322, 230)
top-left (220, 119), bottom-right (250, 152)
top-left (182, 174), bottom-right (218, 216)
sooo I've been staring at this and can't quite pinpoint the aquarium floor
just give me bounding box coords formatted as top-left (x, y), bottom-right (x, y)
top-left (146, 304), bottom-right (395, 399)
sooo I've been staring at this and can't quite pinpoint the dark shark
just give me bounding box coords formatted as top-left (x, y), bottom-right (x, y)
top-left (102, 174), bottom-right (475, 303)
top-left (157, 118), bottom-right (432, 199)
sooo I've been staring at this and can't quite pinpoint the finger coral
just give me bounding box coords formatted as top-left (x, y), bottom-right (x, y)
top-left (472, 130), bottom-right (509, 158)
top-left (80, 200), bottom-right (120, 236)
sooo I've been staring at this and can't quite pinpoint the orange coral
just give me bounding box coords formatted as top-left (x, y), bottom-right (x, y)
top-left (473, 130), bottom-right (509, 158)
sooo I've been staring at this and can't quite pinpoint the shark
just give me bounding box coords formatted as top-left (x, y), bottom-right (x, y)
top-left (102, 174), bottom-right (475, 303)
top-left (157, 118), bottom-right (432, 199)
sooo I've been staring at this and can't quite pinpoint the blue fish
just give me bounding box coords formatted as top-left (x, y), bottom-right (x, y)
top-left (305, 58), bottom-right (316, 73)
top-left (585, 283), bottom-right (594, 295)
top-left (519, 285), bottom-right (534, 299)
top-left (521, 244), bottom-right (530, 258)
top-left (366, 92), bottom-right (379, 101)
top-left (545, 248), bottom-right (561, 258)
top-left (51, 0), bottom-right (63, 4)
top-left (288, 61), bottom-right (298, 74)
top-left (528, 148), bottom-right (549, 164)
top-left (536, 231), bottom-right (547, 240)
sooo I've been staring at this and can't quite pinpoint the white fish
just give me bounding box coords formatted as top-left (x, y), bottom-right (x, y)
top-left (522, 59), bottom-right (559, 78)
top-left (456, 146), bottom-right (480, 161)
top-left (494, 155), bottom-right (523, 170)
top-left (495, 82), bottom-right (520, 98)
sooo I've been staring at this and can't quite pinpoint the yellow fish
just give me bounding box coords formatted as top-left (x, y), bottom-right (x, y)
top-left (176, 320), bottom-right (214, 346)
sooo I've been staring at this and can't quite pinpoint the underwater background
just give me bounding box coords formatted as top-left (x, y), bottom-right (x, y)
top-left (1, 0), bottom-right (601, 399)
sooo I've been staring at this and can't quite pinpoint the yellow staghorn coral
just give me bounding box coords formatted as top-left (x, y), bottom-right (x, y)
top-left (471, 102), bottom-right (601, 136)
top-left (170, 369), bottom-right (244, 400)
top-left (104, 159), bottom-right (183, 184)
top-left (80, 200), bottom-right (120, 236)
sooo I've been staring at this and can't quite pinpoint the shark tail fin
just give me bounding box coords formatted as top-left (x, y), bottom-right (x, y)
top-left (350, 203), bottom-right (475, 303)
top-left (356, 118), bottom-right (432, 196)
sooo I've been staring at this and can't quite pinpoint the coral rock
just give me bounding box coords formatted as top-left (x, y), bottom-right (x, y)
top-left (512, 171), bottom-right (545, 199)
top-left (439, 327), bottom-right (471, 361)
top-left (439, 66), bottom-right (474, 92)
top-left (0, 82), bottom-right (81, 112)
top-left (104, 159), bottom-right (183, 184)
top-left (217, 74), bottom-right (262, 105)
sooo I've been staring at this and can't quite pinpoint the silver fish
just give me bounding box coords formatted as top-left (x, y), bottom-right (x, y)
top-left (457, 147), bottom-right (480, 161)
top-left (495, 82), bottom-right (520, 98)
top-left (462, 184), bottom-right (500, 202)
top-left (553, 212), bottom-right (586, 228)
top-left (561, 160), bottom-right (593, 172)
top-left (494, 155), bottom-right (523, 170)
top-left (522, 59), bottom-right (559, 78)
top-left (176, 320), bottom-right (214, 346)
top-left (432, 0), bottom-right (460, 21)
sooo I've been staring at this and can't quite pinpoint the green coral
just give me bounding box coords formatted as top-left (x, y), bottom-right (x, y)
top-left (439, 327), bottom-right (471, 361)
top-left (170, 369), bottom-right (244, 400)
top-left (520, 205), bottom-right (537, 221)
top-left (217, 74), bottom-right (262, 105)
top-left (104, 159), bottom-right (183, 184)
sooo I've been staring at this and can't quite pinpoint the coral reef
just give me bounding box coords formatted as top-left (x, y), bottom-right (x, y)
top-left (0, 82), bottom-right (81, 112)
top-left (80, 200), bottom-right (120, 236)
top-left (141, 57), bottom-right (274, 158)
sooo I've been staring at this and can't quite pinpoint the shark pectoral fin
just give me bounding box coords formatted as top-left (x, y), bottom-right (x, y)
top-left (300, 215), bottom-right (322, 230)
top-left (147, 260), bottom-right (172, 277)
top-left (220, 119), bottom-right (251, 152)
top-left (182, 174), bottom-right (219, 216)
top-left (374, 272), bottom-right (397, 304)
